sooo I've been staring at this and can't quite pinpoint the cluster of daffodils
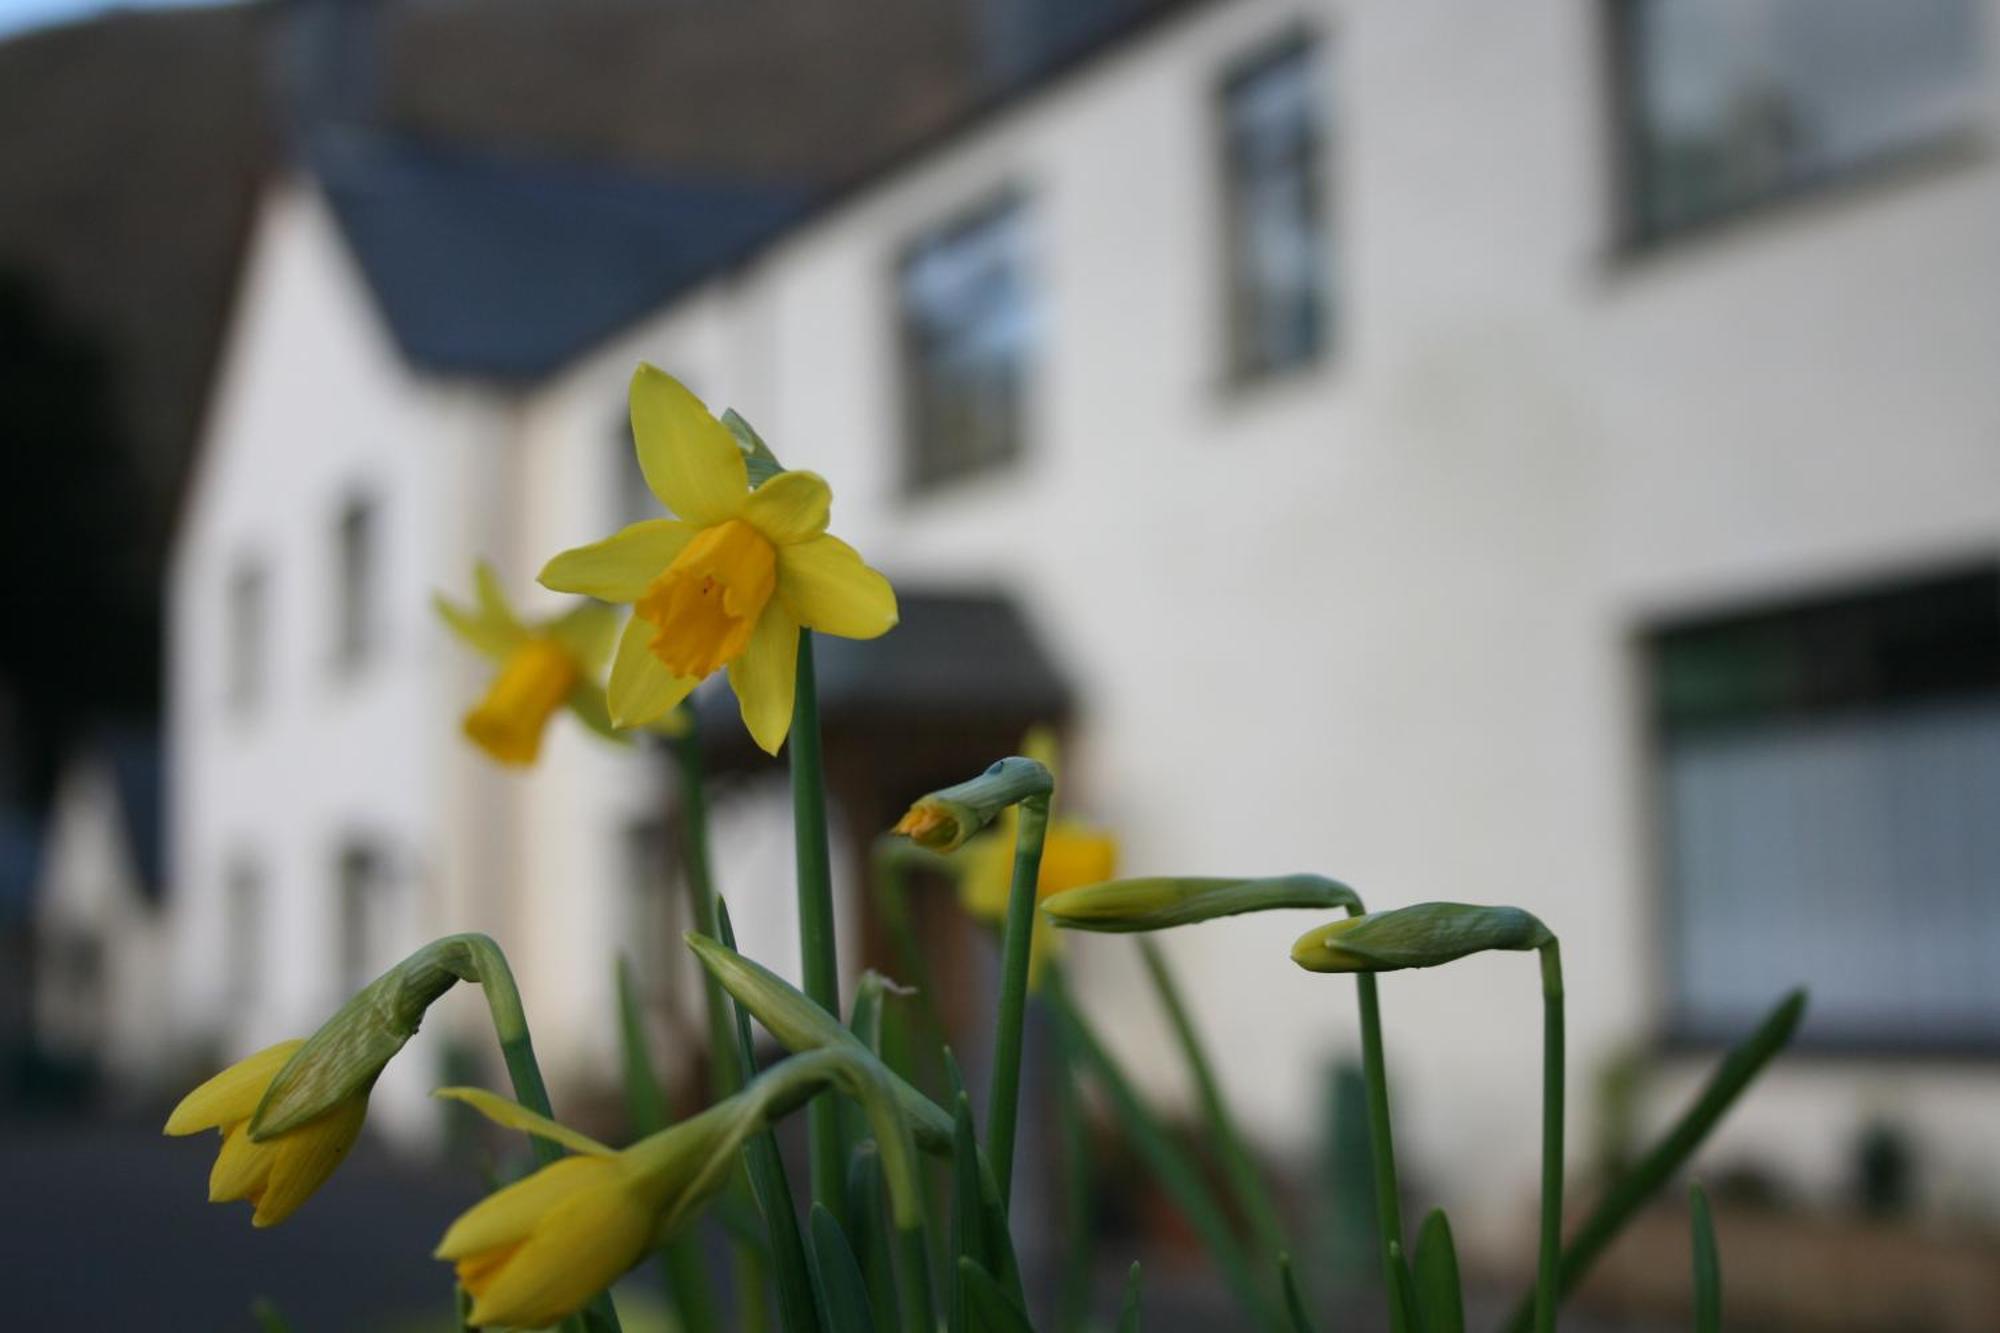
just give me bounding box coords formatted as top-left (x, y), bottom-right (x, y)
top-left (166, 364), bottom-right (1801, 1333)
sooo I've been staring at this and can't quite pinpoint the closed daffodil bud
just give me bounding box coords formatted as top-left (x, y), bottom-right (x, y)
top-left (1290, 902), bottom-right (1553, 974)
top-left (1043, 873), bottom-right (1360, 934)
top-left (163, 1039), bottom-right (370, 1227)
top-left (892, 756), bottom-right (1053, 852)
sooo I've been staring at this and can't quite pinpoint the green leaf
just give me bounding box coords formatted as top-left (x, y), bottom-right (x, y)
top-left (845, 1143), bottom-right (900, 1332)
top-left (719, 900), bottom-right (823, 1333)
top-left (1500, 988), bottom-right (1806, 1333)
top-left (1690, 1183), bottom-right (1720, 1333)
top-left (1278, 1255), bottom-right (1318, 1333)
top-left (809, 1203), bottom-right (879, 1333)
top-left (1389, 1240), bottom-right (1422, 1333)
top-left (958, 1257), bottom-right (1037, 1333)
top-left (1413, 1209), bottom-right (1463, 1333)
top-left (1117, 1263), bottom-right (1144, 1333)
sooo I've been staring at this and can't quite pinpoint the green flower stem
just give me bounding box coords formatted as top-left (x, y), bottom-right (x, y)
top-left (1053, 994), bottom-right (1095, 1333)
top-left (673, 722), bottom-right (773, 1333)
top-left (869, 838), bottom-right (953, 1082)
top-left (789, 632), bottom-right (847, 1225)
top-left (1535, 941), bottom-right (1565, 1333)
top-left (1499, 988), bottom-right (1806, 1333)
top-left (1345, 904), bottom-right (1407, 1333)
top-left (895, 1221), bottom-right (937, 1333)
top-left (1048, 968), bottom-right (1286, 1332)
top-left (984, 792), bottom-right (1049, 1207)
top-left (443, 936), bottom-right (623, 1333)
top-left (1138, 937), bottom-right (1289, 1260)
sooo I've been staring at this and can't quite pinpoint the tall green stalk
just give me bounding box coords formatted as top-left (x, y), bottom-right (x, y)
top-left (1138, 937), bottom-right (1289, 1259)
top-left (1535, 941), bottom-right (1565, 1333)
top-left (985, 792), bottom-right (1049, 1206)
top-left (1342, 902), bottom-right (1407, 1333)
top-left (789, 632), bottom-right (846, 1224)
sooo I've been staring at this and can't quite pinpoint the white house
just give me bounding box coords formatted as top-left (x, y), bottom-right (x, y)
top-left (33, 728), bottom-right (174, 1089)
top-left (171, 0), bottom-right (2000, 1255)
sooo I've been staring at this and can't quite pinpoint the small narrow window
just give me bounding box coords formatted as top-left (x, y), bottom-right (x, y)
top-left (334, 494), bottom-right (377, 673)
top-left (336, 842), bottom-right (392, 994)
top-left (623, 817), bottom-right (677, 999)
top-left (226, 560), bottom-right (266, 714)
top-left (225, 856), bottom-right (263, 1007)
top-left (1612, 0), bottom-right (1984, 244)
top-left (1220, 34), bottom-right (1330, 381)
top-left (898, 195), bottom-right (1034, 492)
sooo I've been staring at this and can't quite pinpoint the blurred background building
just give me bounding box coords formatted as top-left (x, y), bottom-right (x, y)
top-left (6, 0), bottom-right (2000, 1326)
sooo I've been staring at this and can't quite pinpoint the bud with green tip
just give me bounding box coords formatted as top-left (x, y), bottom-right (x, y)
top-left (1043, 873), bottom-right (1362, 933)
top-left (892, 756), bottom-right (1053, 852)
top-left (1291, 902), bottom-right (1553, 974)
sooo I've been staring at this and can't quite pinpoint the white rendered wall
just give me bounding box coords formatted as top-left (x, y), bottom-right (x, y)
top-left (538, 0), bottom-right (2000, 1243)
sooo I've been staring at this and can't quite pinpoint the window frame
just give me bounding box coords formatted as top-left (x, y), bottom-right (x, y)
top-left (1215, 26), bottom-right (1332, 386)
top-left (894, 187), bottom-right (1036, 496)
top-left (225, 556), bottom-right (267, 718)
top-left (1638, 560), bottom-right (2000, 1059)
top-left (1605, 0), bottom-right (1988, 252)
top-left (332, 490), bottom-right (380, 677)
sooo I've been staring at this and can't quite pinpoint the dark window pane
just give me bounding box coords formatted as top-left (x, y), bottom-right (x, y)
top-left (1649, 567), bottom-right (2000, 1049)
top-left (1221, 37), bottom-right (1329, 379)
top-left (1619, 0), bottom-right (1983, 240)
top-left (226, 560), bottom-right (265, 714)
top-left (899, 196), bottom-right (1033, 491)
top-left (335, 494), bottom-right (377, 672)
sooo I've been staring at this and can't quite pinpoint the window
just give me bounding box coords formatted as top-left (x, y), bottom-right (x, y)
top-left (1220, 34), bottom-right (1329, 381)
top-left (225, 857), bottom-right (263, 1006)
top-left (1613, 0), bottom-right (1984, 243)
top-left (1649, 566), bottom-right (2000, 1050)
top-left (623, 817), bottom-right (678, 999)
top-left (333, 494), bottom-right (378, 672)
top-left (226, 560), bottom-right (265, 714)
top-left (336, 842), bottom-right (393, 994)
top-left (898, 195), bottom-right (1033, 491)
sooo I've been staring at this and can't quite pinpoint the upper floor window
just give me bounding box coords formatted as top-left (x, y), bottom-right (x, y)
top-left (898, 195), bottom-right (1034, 492)
top-left (1220, 34), bottom-right (1330, 382)
top-left (336, 840), bottom-right (393, 995)
top-left (224, 855), bottom-right (263, 1007)
top-left (225, 559), bottom-right (266, 715)
top-left (333, 494), bottom-right (378, 673)
top-left (1649, 565), bottom-right (2000, 1051)
top-left (1614, 0), bottom-right (1984, 244)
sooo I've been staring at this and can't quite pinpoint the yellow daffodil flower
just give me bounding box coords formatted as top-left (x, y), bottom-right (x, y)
top-left (957, 727), bottom-right (1117, 986)
top-left (436, 561), bottom-right (671, 766)
top-left (538, 365), bottom-right (898, 754)
top-left (163, 1039), bottom-right (369, 1227)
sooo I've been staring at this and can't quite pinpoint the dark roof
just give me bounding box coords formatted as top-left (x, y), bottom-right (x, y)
top-left (309, 129), bottom-right (811, 379)
top-left (694, 588), bottom-right (1073, 737)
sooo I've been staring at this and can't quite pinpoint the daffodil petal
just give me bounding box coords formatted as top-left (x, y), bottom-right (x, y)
top-left (540, 519), bottom-right (699, 602)
top-left (252, 1094), bottom-right (369, 1227)
top-left (777, 535), bottom-right (898, 640)
top-left (607, 615), bottom-right (701, 727)
top-left (543, 602), bottom-right (621, 675)
top-left (435, 1155), bottom-right (611, 1261)
top-left (630, 363), bottom-right (748, 525)
top-left (564, 681), bottom-right (626, 743)
top-left (467, 1173), bottom-right (656, 1329)
top-left (165, 1039), bottom-right (305, 1135)
top-left (726, 609), bottom-right (799, 755)
top-left (208, 1121), bottom-right (274, 1203)
top-left (433, 1087), bottom-right (617, 1158)
top-left (740, 470), bottom-right (832, 545)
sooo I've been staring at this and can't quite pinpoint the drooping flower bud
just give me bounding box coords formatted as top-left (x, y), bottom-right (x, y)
top-left (1290, 902), bottom-right (1553, 974)
top-left (892, 757), bottom-right (1054, 852)
top-left (1043, 873), bottom-right (1361, 933)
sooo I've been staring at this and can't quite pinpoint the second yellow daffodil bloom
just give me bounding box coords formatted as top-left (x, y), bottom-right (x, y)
top-left (538, 365), bottom-right (898, 754)
top-left (163, 1039), bottom-right (369, 1227)
top-left (436, 561), bottom-right (661, 766)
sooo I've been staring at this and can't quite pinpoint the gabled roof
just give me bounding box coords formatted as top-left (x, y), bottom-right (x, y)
top-left (308, 128), bottom-right (811, 380)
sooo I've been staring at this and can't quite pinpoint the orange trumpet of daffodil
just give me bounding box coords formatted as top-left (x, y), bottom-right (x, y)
top-left (538, 365), bottom-right (897, 753)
